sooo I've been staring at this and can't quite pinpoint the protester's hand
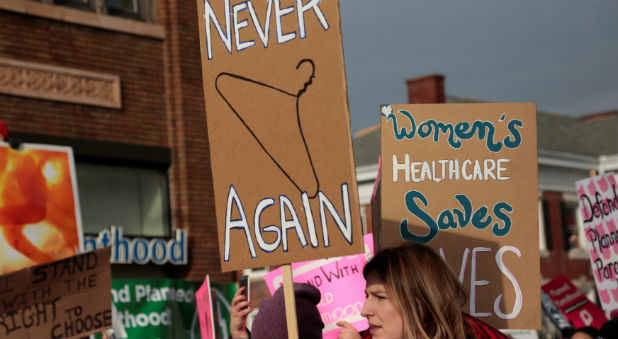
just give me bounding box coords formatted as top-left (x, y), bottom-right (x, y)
top-left (336, 321), bottom-right (361, 339)
top-left (230, 287), bottom-right (252, 339)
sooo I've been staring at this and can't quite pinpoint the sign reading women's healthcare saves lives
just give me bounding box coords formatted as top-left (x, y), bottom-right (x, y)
top-left (379, 103), bottom-right (540, 329)
top-left (196, 0), bottom-right (363, 271)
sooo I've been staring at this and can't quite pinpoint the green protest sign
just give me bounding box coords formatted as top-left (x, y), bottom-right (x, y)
top-left (108, 279), bottom-right (236, 339)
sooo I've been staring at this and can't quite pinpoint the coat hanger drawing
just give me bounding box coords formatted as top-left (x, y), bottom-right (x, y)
top-left (215, 59), bottom-right (320, 199)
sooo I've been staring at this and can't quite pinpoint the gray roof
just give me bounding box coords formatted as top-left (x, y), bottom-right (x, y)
top-left (538, 112), bottom-right (617, 156)
top-left (353, 98), bottom-right (617, 167)
top-left (352, 125), bottom-right (380, 167)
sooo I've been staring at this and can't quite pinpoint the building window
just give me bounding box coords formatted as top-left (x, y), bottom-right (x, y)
top-left (107, 0), bottom-right (138, 16)
top-left (76, 163), bottom-right (170, 237)
top-left (562, 193), bottom-right (587, 258)
top-left (53, 0), bottom-right (93, 12)
top-left (50, 0), bottom-right (154, 22)
top-left (541, 198), bottom-right (553, 251)
top-left (562, 202), bottom-right (579, 251)
top-left (8, 133), bottom-right (173, 239)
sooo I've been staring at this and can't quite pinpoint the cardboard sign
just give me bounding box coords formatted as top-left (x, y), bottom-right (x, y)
top-left (0, 143), bottom-right (83, 274)
top-left (196, 0), bottom-right (363, 271)
top-left (196, 275), bottom-right (215, 339)
top-left (576, 173), bottom-right (618, 310)
top-left (0, 247), bottom-right (112, 339)
top-left (378, 103), bottom-right (540, 329)
top-left (264, 234), bottom-right (373, 338)
top-left (541, 275), bottom-right (607, 329)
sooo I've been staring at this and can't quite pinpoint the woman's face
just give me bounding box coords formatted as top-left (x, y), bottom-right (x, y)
top-left (571, 331), bottom-right (595, 339)
top-left (361, 272), bottom-right (406, 339)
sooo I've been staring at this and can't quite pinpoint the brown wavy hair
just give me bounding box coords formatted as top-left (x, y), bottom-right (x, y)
top-left (363, 242), bottom-right (475, 339)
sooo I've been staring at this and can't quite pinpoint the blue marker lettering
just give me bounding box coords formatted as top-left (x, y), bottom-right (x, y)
top-left (400, 190), bottom-right (438, 243)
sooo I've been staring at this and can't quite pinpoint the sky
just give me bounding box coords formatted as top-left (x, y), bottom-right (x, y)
top-left (339, 0), bottom-right (618, 134)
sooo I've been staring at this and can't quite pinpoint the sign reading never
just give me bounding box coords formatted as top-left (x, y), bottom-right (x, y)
top-left (0, 247), bottom-right (112, 339)
top-left (196, 0), bottom-right (363, 271)
top-left (379, 103), bottom-right (540, 329)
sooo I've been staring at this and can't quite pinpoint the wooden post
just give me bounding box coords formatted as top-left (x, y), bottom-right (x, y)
top-left (282, 264), bottom-right (299, 339)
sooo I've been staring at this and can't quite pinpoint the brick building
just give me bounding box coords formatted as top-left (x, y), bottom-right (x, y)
top-left (0, 0), bottom-right (229, 282)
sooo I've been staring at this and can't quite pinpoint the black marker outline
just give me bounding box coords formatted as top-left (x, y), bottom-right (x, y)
top-left (215, 59), bottom-right (320, 199)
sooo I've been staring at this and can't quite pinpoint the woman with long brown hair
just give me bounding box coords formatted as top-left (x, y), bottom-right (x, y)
top-left (337, 241), bottom-right (508, 339)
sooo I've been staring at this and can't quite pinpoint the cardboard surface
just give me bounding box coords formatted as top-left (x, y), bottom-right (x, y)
top-left (0, 143), bottom-right (83, 274)
top-left (196, 0), bottom-right (363, 271)
top-left (264, 234), bottom-right (374, 339)
top-left (379, 103), bottom-right (540, 329)
top-left (542, 275), bottom-right (607, 329)
top-left (576, 173), bottom-right (618, 310)
top-left (0, 247), bottom-right (112, 339)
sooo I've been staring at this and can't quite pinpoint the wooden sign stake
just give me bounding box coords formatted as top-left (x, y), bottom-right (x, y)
top-left (282, 263), bottom-right (299, 339)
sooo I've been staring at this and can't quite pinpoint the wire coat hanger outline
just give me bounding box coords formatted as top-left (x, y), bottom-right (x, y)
top-left (215, 59), bottom-right (320, 199)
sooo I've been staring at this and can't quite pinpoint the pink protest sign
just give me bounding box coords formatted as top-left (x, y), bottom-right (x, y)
top-left (196, 275), bottom-right (215, 339)
top-left (542, 275), bottom-right (607, 329)
top-left (264, 234), bottom-right (374, 339)
top-left (576, 173), bottom-right (618, 310)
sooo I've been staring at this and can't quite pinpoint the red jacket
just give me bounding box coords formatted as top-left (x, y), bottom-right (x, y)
top-left (464, 314), bottom-right (510, 339)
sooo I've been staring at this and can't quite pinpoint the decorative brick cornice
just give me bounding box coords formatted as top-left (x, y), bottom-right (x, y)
top-left (0, 57), bottom-right (121, 108)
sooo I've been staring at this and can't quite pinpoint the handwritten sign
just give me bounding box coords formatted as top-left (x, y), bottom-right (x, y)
top-left (0, 142), bottom-right (83, 274)
top-left (196, 0), bottom-right (363, 271)
top-left (0, 247), bottom-right (112, 339)
top-left (576, 173), bottom-right (618, 310)
top-left (378, 103), bottom-right (540, 329)
top-left (264, 234), bottom-right (373, 338)
top-left (542, 275), bottom-right (607, 329)
top-left (196, 275), bottom-right (215, 339)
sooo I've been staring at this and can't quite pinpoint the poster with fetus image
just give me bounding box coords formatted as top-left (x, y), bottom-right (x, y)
top-left (379, 103), bottom-right (540, 329)
top-left (0, 143), bottom-right (83, 274)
